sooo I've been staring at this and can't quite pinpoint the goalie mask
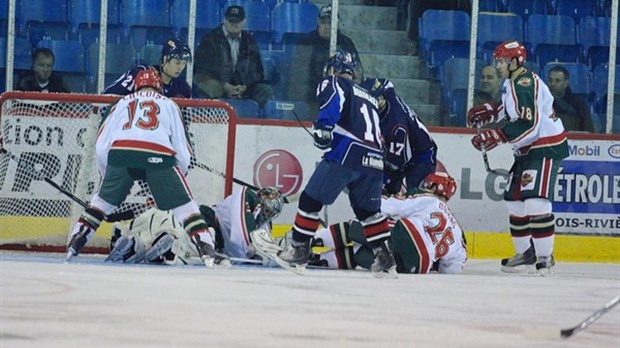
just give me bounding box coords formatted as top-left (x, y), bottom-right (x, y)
top-left (419, 172), bottom-right (457, 202)
top-left (256, 187), bottom-right (284, 225)
top-left (323, 48), bottom-right (358, 78)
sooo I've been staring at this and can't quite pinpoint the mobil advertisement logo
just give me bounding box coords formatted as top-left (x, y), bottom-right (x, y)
top-left (568, 144), bottom-right (600, 157)
top-left (609, 144), bottom-right (620, 159)
top-left (554, 160), bottom-right (620, 214)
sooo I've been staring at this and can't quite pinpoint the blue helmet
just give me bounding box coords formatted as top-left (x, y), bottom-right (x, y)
top-left (161, 38), bottom-right (192, 62)
top-left (324, 49), bottom-right (358, 78)
top-left (360, 78), bottom-right (395, 98)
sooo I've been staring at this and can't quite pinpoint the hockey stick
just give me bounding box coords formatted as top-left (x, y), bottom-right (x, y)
top-left (190, 157), bottom-right (293, 204)
top-left (475, 124), bottom-right (510, 177)
top-left (291, 109), bottom-right (313, 137)
top-left (0, 148), bottom-right (134, 222)
top-left (560, 295), bottom-right (620, 339)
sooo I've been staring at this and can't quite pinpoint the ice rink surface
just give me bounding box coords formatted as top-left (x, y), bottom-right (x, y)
top-left (1, 252), bottom-right (618, 348)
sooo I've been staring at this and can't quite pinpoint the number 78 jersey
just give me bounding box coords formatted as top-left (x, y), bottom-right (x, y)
top-left (381, 194), bottom-right (467, 274)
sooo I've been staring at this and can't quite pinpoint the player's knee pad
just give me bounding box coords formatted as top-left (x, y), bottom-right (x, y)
top-left (505, 200), bottom-right (526, 217)
top-left (297, 191), bottom-right (323, 213)
top-left (524, 198), bottom-right (552, 216)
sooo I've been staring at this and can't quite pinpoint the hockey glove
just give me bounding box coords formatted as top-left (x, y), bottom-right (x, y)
top-left (313, 121), bottom-right (334, 151)
top-left (467, 102), bottom-right (499, 128)
top-left (471, 128), bottom-right (508, 151)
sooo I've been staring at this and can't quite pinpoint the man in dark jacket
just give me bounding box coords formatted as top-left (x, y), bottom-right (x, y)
top-left (547, 66), bottom-right (594, 132)
top-left (193, 5), bottom-right (272, 107)
top-left (15, 48), bottom-right (70, 93)
top-left (288, 5), bottom-right (360, 114)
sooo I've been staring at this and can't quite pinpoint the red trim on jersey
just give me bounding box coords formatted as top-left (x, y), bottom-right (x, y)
top-left (329, 224), bottom-right (346, 250)
top-left (111, 139), bottom-right (176, 156)
top-left (539, 158), bottom-right (552, 197)
top-left (173, 165), bottom-right (194, 199)
top-left (402, 219), bottom-right (431, 273)
top-left (239, 187), bottom-right (251, 245)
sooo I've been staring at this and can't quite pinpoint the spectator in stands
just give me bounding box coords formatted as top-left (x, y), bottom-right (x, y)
top-left (547, 66), bottom-right (594, 132)
top-left (193, 5), bottom-right (273, 107)
top-left (288, 5), bottom-right (360, 114)
top-left (406, 0), bottom-right (471, 55)
top-left (474, 64), bottom-right (503, 106)
top-left (15, 48), bottom-right (70, 93)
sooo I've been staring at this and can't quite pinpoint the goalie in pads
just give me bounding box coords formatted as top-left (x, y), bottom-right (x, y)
top-left (107, 187), bottom-right (285, 265)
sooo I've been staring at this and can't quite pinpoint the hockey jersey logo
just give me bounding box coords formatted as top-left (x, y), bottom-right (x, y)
top-left (517, 77), bottom-right (532, 87)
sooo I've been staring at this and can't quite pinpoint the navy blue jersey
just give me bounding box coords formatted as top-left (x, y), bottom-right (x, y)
top-left (103, 64), bottom-right (191, 98)
top-left (380, 93), bottom-right (437, 192)
top-left (315, 75), bottom-right (383, 170)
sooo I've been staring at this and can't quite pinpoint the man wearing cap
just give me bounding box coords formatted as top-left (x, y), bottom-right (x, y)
top-left (193, 5), bottom-right (273, 107)
top-left (288, 5), bottom-right (360, 114)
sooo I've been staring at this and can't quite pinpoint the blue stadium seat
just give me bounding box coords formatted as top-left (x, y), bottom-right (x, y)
top-left (543, 62), bottom-right (591, 94)
top-left (441, 58), bottom-right (485, 126)
top-left (507, 0), bottom-right (548, 20)
top-left (120, 0), bottom-right (171, 47)
top-left (271, 2), bottom-right (319, 45)
top-left (555, 0), bottom-right (596, 22)
top-left (260, 49), bottom-right (287, 98)
top-left (419, 10), bottom-right (470, 62)
top-left (138, 44), bottom-right (163, 65)
top-left (225, 0), bottom-right (272, 49)
top-left (87, 42), bottom-right (137, 89)
top-left (428, 40), bottom-right (470, 79)
top-left (578, 16), bottom-right (611, 59)
top-left (223, 98), bottom-right (261, 118)
top-left (477, 13), bottom-right (523, 59)
top-left (0, 37), bottom-right (5, 69)
top-left (263, 100), bottom-right (311, 120)
top-left (587, 46), bottom-right (619, 70)
top-left (62, 72), bottom-right (88, 93)
top-left (69, 0), bottom-right (120, 45)
top-left (535, 44), bottom-right (581, 67)
top-left (524, 61), bottom-right (541, 75)
top-left (478, 0), bottom-right (499, 12)
top-left (525, 14), bottom-right (576, 56)
top-left (14, 38), bottom-right (32, 70)
top-left (592, 64), bottom-right (620, 113)
top-left (37, 40), bottom-right (85, 73)
top-left (171, 0), bottom-right (221, 37)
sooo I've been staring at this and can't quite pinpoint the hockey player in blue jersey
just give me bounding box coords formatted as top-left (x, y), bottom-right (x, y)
top-left (103, 38), bottom-right (192, 98)
top-left (360, 78), bottom-right (437, 195)
top-left (253, 49), bottom-right (396, 277)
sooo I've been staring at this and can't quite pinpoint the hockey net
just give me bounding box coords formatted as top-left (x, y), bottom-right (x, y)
top-left (0, 92), bottom-right (236, 253)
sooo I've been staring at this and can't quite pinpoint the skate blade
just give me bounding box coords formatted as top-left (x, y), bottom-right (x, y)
top-left (202, 256), bottom-right (215, 269)
top-left (65, 250), bottom-right (76, 262)
top-left (500, 264), bottom-right (535, 274)
top-left (275, 257), bottom-right (306, 275)
top-left (528, 267), bottom-right (555, 277)
top-left (372, 266), bottom-right (398, 279)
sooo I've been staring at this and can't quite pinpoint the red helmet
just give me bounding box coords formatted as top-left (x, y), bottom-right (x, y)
top-left (420, 172), bottom-right (457, 201)
top-left (135, 68), bottom-right (163, 92)
top-left (493, 40), bottom-right (527, 66)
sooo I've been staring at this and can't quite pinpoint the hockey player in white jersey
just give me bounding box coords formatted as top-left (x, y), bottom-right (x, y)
top-left (309, 172), bottom-right (467, 274)
top-left (466, 41), bottom-right (569, 275)
top-left (66, 69), bottom-right (218, 267)
top-left (107, 186), bottom-right (284, 265)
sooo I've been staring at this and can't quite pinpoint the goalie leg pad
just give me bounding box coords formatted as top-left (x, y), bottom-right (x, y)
top-left (106, 235), bottom-right (136, 262)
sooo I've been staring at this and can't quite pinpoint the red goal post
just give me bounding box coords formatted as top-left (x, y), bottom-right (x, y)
top-left (0, 92), bottom-right (237, 252)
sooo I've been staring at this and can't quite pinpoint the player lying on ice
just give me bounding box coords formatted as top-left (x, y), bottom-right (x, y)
top-left (106, 186), bottom-right (285, 266)
top-left (253, 171), bottom-right (467, 274)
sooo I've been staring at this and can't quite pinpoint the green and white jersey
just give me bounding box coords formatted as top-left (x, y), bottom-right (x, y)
top-left (498, 70), bottom-right (569, 160)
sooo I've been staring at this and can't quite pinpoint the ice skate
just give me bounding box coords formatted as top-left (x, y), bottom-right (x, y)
top-left (144, 234), bottom-right (175, 263)
top-left (370, 240), bottom-right (398, 279)
top-left (532, 255), bottom-right (555, 276)
top-left (500, 245), bottom-right (536, 273)
top-left (105, 235), bottom-right (135, 262)
top-left (275, 231), bottom-right (310, 275)
top-left (65, 225), bottom-right (92, 262)
top-left (191, 234), bottom-right (217, 268)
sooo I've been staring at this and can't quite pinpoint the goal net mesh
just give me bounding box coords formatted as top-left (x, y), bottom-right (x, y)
top-left (0, 92), bottom-right (236, 252)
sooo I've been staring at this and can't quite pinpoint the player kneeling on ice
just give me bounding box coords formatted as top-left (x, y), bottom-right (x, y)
top-left (107, 187), bottom-right (285, 266)
top-left (66, 69), bottom-right (218, 268)
top-left (309, 172), bottom-right (467, 274)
